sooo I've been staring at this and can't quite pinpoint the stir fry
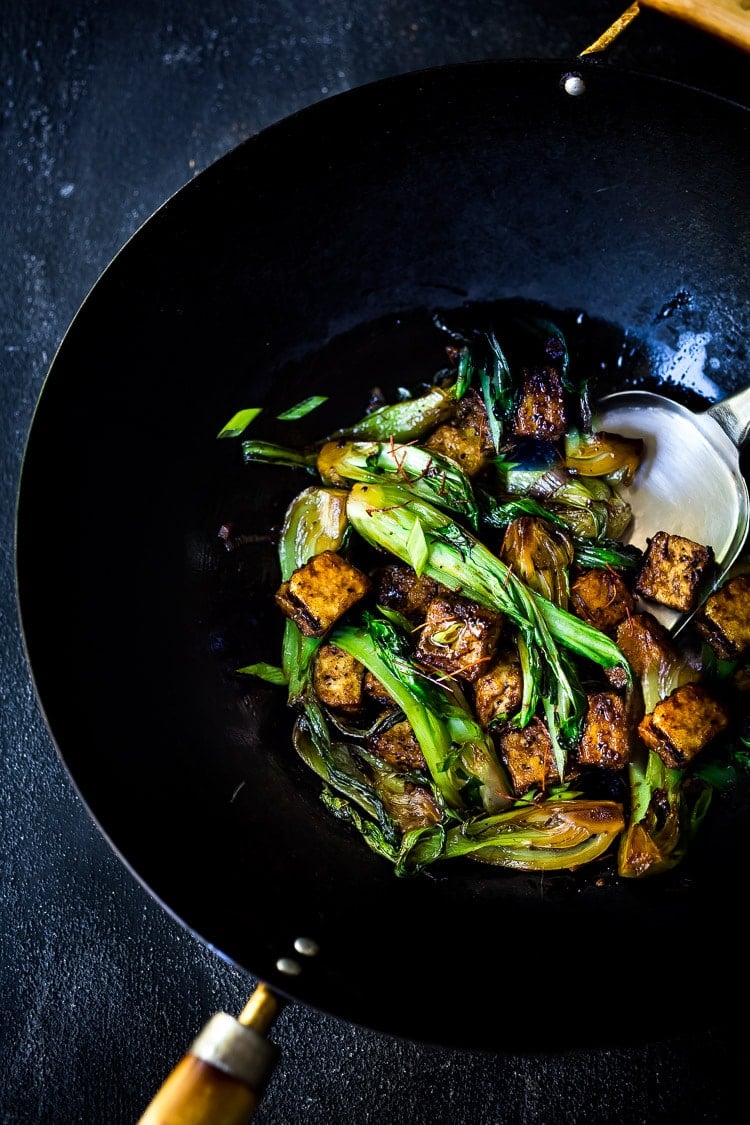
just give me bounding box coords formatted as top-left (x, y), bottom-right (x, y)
top-left (221, 312), bottom-right (750, 878)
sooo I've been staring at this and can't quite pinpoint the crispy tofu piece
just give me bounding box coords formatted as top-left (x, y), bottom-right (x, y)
top-left (473, 647), bottom-right (524, 727)
top-left (423, 389), bottom-right (493, 477)
top-left (275, 549), bottom-right (372, 637)
top-left (367, 717), bottom-right (427, 771)
top-left (605, 612), bottom-right (676, 689)
top-left (695, 574), bottom-right (750, 660)
top-left (363, 670), bottom-right (393, 705)
top-left (415, 595), bottom-right (502, 683)
top-left (374, 564), bottom-right (441, 621)
top-left (496, 717), bottom-right (560, 795)
top-left (635, 531), bottom-right (714, 613)
top-left (511, 365), bottom-right (567, 441)
top-left (570, 568), bottom-right (634, 634)
top-left (313, 644), bottom-right (365, 712)
top-left (576, 691), bottom-right (632, 770)
top-left (638, 682), bottom-right (729, 768)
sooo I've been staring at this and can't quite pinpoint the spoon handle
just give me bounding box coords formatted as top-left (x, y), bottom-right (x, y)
top-left (705, 386), bottom-right (750, 449)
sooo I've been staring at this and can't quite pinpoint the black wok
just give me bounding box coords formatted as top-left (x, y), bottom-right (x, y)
top-left (15, 53), bottom-right (750, 1059)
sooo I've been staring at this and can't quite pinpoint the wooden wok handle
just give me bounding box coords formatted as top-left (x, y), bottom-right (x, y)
top-left (639, 0), bottom-right (750, 53)
top-left (137, 984), bottom-right (281, 1125)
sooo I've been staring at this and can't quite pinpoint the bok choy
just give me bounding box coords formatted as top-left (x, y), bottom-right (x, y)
top-left (223, 303), bottom-right (743, 881)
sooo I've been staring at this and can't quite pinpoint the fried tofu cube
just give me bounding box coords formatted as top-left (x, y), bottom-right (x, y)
top-left (473, 647), bottom-right (524, 727)
top-left (695, 574), bottom-right (750, 660)
top-left (374, 564), bottom-right (441, 621)
top-left (275, 549), bottom-right (371, 637)
top-left (605, 612), bottom-right (676, 689)
top-left (511, 365), bottom-right (567, 441)
top-left (415, 595), bottom-right (502, 683)
top-left (363, 670), bottom-right (393, 706)
top-left (577, 691), bottom-right (632, 770)
top-left (638, 682), bottom-right (729, 768)
top-left (570, 568), bottom-right (635, 634)
top-left (497, 717), bottom-right (560, 795)
top-left (635, 531), bottom-right (714, 613)
top-left (313, 644), bottom-right (365, 712)
top-left (423, 389), bottom-right (493, 477)
top-left (366, 716), bottom-right (427, 772)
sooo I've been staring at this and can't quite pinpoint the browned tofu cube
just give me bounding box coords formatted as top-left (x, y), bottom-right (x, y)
top-left (374, 564), bottom-right (441, 621)
top-left (497, 717), bottom-right (560, 795)
top-left (367, 717), bottom-right (427, 772)
top-left (473, 647), bottom-right (524, 727)
top-left (576, 691), bottom-right (632, 770)
top-left (570, 568), bottom-right (634, 634)
top-left (605, 612), bottom-right (676, 689)
top-left (313, 644), bottom-right (365, 712)
top-left (275, 549), bottom-right (371, 637)
top-left (511, 365), bottom-right (567, 441)
top-left (423, 389), bottom-right (493, 477)
top-left (415, 595), bottom-right (502, 683)
top-left (695, 574), bottom-right (750, 660)
top-left (638, 682), bottom-right (729, 768)
top-left (635, 531), bottom-right (714, 613)
top-left (363, 670), bottom-right (393, 705)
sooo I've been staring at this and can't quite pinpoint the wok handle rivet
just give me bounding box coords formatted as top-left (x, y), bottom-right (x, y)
top-left (276, 956), bottom-right (302, 976)
top-left (293, 936), bottom-right (320, 957)
top-left (563, 73), bottom-right (586, 96)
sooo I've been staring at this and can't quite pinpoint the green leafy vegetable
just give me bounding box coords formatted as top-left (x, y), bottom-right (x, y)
top-left (405, 516), bottom-right (429, 576)
top-left (444, 799), bottom-right (625, 870)
top-left (328, 385), bottom-right (456, 442)
top-left (241, 440), bottom-right (318, 472)
top-left (216, 407), bottom-right (262, 438)
top-left (235, 662), bottom-right (288, 685)
top-left (316, 439), bottom-right (479, 528)
top-left (618, 751), bottom-right (712, 878)
top-left (277, 395), bottom-right (328, 420)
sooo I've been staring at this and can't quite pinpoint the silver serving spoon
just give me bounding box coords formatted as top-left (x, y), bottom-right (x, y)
top-left (594, 386), bottom-right (750, 633)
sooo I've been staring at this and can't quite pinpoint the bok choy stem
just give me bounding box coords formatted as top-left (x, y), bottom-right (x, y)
top-left (317, 439), bottom-right (479, 528)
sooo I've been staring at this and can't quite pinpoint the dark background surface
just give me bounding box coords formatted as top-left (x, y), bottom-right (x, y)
top-left (2, 3), bottom-right (749, 1122)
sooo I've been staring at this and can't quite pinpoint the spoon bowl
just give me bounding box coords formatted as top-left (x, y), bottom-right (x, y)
top-left (595, 387), bottom-right (750, 632)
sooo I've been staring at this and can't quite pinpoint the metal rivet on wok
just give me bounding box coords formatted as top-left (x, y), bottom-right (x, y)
top-left (563, 73), bottom-right (586, 96)
top-left (275, 937), bottom-right (320, 975)
top-left (293, 936), bottom-right (320, 957)
top-left (276, 957), bottom-right (302, 976)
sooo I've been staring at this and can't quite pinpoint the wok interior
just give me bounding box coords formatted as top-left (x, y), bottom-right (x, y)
top-left (16, 60), bottom-right (750, 1050)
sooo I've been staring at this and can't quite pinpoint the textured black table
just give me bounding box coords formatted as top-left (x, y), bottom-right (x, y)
top-left (3, 3), bottom-right (749, 1122)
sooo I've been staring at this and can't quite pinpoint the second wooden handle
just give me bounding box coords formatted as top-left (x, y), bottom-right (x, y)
top-left (137, 1055), bottom-right (262, 1125)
